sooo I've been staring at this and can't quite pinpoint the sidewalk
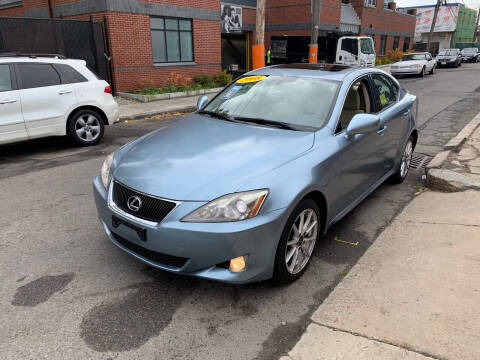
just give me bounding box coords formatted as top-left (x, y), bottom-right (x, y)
top-left (282, 117), bottom-right (480, 359)
top-left (117, 93), bottom-right (216, 121)
top-left (282, 189), bottom-right (480, 360)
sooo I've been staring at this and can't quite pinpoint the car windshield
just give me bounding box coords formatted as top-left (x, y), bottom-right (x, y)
top-left (438, 50), bottom-right (457, 56)
top-left (402, 54), bottom-right (425, 61)
top-left (463, 48), bottom-right (477, 53)
top-left (202, 75), bottom-right (340, 130)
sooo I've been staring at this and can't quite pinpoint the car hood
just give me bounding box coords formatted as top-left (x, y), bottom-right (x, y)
top-left (112, 114), bottom-right (315, 201)
top-left (394, 60), bottom-right (425, 66)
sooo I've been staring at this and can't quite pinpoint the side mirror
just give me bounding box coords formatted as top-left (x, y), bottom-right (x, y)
top-left (197, 95), bottom-right (209, 111)
top-left (345, 114), bottom-right (380, 140)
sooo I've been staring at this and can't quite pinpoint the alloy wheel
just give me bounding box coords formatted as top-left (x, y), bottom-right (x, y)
top-left (400, 139), bottom-right (413, 178)
top-left (75, 114), bottom-right (101, 142)
top-left (285, 208), bottom-right (318, 274)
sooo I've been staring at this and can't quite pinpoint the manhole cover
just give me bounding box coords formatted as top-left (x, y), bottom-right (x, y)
top-left (410, 153), bottom-right (432, 169)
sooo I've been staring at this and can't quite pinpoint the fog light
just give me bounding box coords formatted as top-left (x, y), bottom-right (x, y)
top-left (229, 255), bottom-right (248, 273)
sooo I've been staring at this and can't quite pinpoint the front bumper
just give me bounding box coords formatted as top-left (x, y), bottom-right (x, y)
top-left (391, 67), bottom-right (422, 75)
top-left (437, 59), bottom-right (457, 66)
top-left (93, 175), bottom-right (288, 284)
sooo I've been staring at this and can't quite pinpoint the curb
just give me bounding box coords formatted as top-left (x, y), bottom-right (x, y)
top-left (444, 112), bottom-right (480, 151)
top-left (426, 112), bottom-right (480, 191)
top-left (117, 87), bottom-right (223, 103)
top-left (118, 105), bottom-right (195, 122)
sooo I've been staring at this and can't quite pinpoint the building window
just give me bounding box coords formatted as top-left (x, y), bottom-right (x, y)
top-left (380, 35), bottom-right (387, 55)
top-left (393, 36), bottom-right (399, 50)
top-left (403, 37), bottom-right (410, 52)
top-left (364, 0), bottom-right (376, 7)
top-left (150, 17), bottom-right (193, 63)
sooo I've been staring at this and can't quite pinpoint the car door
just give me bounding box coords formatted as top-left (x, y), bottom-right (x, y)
top-left (333, 76), bottom-right (386, 211)
top-left (0, 63), bottom-right (28, 145)
top-left (16, 62), bottom-right (77, 139)
top-left (370, 73), bottom-right (411, 171)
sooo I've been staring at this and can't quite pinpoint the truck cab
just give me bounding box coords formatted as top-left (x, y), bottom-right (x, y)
top-left (336, 36), bottom-right (376, 67)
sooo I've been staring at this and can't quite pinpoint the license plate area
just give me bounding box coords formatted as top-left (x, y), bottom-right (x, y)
top-left (112, 215), bottom-right (147, 242)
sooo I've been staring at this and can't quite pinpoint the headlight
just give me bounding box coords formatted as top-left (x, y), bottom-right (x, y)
top-left (101, 152), bottom-right (114, 188)
top-left (182, 189), bottom-right (269, 222)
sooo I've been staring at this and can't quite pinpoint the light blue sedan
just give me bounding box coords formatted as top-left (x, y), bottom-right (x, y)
top-left (93, 64), bottom-right (418, 284)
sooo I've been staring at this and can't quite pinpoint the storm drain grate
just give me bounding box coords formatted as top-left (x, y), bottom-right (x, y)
top-left (410, 153), bottom-right (432, 169)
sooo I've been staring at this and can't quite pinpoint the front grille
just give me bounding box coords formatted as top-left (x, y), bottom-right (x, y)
top-left (111, 232), bottom-right (188, 268)
top-left (112, 181), bottom-right (177, 223)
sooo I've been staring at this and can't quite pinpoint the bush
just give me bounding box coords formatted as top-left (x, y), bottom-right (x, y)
top-left (213, 70), bottom-right (233, 87)
top-left (375, 57), bottom-right (393, 66)
top-left (386, 48), bottom-right (404, 62)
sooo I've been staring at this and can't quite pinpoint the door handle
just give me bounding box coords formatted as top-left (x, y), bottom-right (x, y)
top-left (377, 125), bottom-right (387, 135)
top-left (59, 90), bottom-right (72, 95)
top-left (0, 99), bottom-right (17, 104)
top-left (403, 109), bottom-right (411, 117)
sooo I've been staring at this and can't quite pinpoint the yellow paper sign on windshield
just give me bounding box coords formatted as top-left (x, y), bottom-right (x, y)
top-left (379, 93), bottom-right (387, 106)
top-left (237, 75), bottom-right (267, 84)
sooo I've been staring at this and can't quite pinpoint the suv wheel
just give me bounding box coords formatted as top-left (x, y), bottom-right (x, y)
top-left (67, 109), bottom-right (105, 146)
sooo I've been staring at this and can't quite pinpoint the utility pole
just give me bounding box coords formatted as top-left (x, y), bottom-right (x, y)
top-left (309, 0), bottom-right (322, 63)
top-left (426, 0), bottom-right (442, 53)
top-left (252, 0), bottom-right (266, 69)
top-left (473, 9), bottom-right (480, 43)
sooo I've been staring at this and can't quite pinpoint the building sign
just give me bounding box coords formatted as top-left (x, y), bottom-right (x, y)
top-left (221, 4), bottom-right (242, 33)
top-left (415, 5), bottom-right (459, 33)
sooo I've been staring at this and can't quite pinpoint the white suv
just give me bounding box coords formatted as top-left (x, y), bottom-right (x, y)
top-left (0, 54), bottom-right (119, 146)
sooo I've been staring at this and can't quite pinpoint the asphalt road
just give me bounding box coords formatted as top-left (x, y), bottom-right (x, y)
top-left (1, 63), bottom-right (480, 360)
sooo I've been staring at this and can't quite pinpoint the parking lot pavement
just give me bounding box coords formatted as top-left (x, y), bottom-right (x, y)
top-left (0, 62), bottom-right (479, 359)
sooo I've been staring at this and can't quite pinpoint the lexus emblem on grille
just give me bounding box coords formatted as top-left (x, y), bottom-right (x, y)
top-left (127, 196), bottom-right (142, 212)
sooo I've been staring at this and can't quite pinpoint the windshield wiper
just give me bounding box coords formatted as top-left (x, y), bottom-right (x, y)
top-left (233, 116), bottom-right (297, 130)
top-left (198, 110), bottom-right (235, 122)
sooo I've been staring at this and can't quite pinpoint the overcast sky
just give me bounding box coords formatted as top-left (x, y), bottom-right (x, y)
top-left (396, 0), bottom-right (480, 9)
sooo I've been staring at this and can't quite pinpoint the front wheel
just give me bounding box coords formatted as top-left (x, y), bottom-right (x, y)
top-left (67, 109), bottom-right (105, 146)
top-left (419, 67), bottom-right (425, 77)
top-left (429, 65), bottom-right (435, 75)
top-left (390, 136), bottom-right (414, 184)
top-left (273, 199), bottom-right (321, 284)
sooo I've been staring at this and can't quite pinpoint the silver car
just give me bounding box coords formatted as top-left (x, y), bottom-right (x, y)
top-left (93, 64), bottom-right (418, 284)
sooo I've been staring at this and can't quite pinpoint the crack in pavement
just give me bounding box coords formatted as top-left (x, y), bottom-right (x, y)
top-left (309, 321), bottom-right (445, 360)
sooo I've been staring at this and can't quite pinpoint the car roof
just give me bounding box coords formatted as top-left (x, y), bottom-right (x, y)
top-left (246, 63), bottom-right (378, 82)
top-left (0, 55), bottom-right (84, 65)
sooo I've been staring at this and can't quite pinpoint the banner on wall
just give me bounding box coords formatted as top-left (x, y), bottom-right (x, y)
top-left (415, 5), bottom-right (459, 33)
top-left (221, 4), bottom-right (243, 33)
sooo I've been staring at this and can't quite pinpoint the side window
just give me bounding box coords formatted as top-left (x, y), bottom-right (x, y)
top-left (0, 64), bottom-right (12, 92)
top-left (360, 38), bottom-right (374, 54)
top-left (371, 74), bottom-right (398, 111)
top-left (337, 78), bottom-right (373, 133)
top-left (18, 63), bottom-right (61, 90)
top-left (341, 38), bottom-right (358, 56)
top-left (56, 64), bottom-right (88, 84)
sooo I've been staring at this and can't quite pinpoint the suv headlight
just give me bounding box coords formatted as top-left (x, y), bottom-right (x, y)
top-left (101, 152), bottom-right (115, 188)
top-left (182, 189), bottom-right (269, 222)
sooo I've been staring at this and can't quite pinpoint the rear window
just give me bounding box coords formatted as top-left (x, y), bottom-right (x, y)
top-left (18, 63), bottom-right (61, 89)
top-left (56, 64), bottom-right (88, 83)
top-left (0, 64), bottom-right (12, 92)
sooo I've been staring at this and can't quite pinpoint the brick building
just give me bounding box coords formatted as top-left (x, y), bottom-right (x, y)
top-left (0, 0), bottom-right (415, 91)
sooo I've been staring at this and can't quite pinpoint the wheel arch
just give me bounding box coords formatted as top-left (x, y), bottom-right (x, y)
top-left (301, 190), bottom-right (328, 235)
top-left (410, 129), bottom-right (418, 149)
top-left (66, 105), bottom-right (109, 131)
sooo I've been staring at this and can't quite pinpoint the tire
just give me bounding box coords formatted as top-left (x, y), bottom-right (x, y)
top-left (67, 108), bottom-right (105, 146)
top-left (390, 136), bottom-right (414, 184)
top-left (429, 65), bottom-right (435, 75)
top-left (419, 67), bottom-right (425, 77)
top-left (273, 199), bottom-right (321, 284)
